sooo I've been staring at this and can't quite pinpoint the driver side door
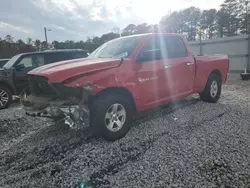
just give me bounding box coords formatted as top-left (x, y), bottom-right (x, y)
top-left (134, 36), bottom-right (174, 109)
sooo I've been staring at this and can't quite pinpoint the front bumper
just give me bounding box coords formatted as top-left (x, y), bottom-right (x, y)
top-left (22, 94), bottom-right (90, 129)
top-left (24, 75), bottom-right (93, 128)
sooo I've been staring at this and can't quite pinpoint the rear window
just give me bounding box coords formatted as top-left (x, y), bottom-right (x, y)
top-left (165, 37), bottom-right (188, 58)
top-left (45, 52), bottom-right (67, 64)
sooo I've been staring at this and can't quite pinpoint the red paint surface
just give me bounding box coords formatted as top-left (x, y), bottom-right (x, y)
top-left (28, 33), bottom-right (229, 112)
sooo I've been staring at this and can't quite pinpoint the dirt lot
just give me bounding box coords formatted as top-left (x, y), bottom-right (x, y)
top-left (1, 74), bottom-right (250, 188)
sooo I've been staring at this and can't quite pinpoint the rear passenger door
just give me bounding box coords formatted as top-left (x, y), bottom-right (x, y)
top-left (164, 36), bottom-right (195, 96)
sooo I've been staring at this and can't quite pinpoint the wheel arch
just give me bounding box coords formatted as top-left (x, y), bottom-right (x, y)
top-left (199, 69), bottom-right (222, 103)
top-left (196, 69), bottom-right (222, 94)
top-left (0, 81), bottom-right (14, 95)
top-left (209, 69), bottom-right (222, 81)
top-left (93, 87), bottom-right (137, 112)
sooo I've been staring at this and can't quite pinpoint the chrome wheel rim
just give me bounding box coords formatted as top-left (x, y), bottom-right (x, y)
top-left (210, 80), bottom-right (218, 98)
top-left (0, 89), bottom-right (9, 107)
top-left (105, 103), bottom-right (126, 132)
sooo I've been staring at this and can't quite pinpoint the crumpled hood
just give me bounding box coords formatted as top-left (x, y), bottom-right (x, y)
top-left (28, 58), bottom-right (121, 83)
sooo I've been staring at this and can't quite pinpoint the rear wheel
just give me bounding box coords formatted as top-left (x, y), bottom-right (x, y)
top-left (0, 85), bottom-right (12, 109)
top-left (199, 74), bottom-right (221, 103)
top-left (90, 93), bottom-right (133, 141)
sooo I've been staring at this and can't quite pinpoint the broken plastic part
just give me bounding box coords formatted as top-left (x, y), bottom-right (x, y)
top-left (64, 115), bottom-right (75, 128)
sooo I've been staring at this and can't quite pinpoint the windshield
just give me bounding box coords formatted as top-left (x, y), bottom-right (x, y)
top-left (88, 36), bottom-right (143, 59)
top-left (3, 54), bottom-right (22, 68)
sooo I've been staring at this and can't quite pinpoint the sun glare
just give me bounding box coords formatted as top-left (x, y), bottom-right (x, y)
top-left (130, 0), bottom-right (224, 24)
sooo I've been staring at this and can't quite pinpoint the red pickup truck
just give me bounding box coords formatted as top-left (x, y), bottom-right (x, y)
top-left (23, 33), bottom-right (229, 141)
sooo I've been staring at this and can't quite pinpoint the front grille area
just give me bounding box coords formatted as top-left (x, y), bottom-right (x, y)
top-left (28, 75), bottom-right (57, 96)
top-left (28, 75), bottom-right (82, 98)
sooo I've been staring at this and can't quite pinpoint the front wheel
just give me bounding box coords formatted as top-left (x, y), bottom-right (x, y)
top-left (199, 74), bottom-right (221, 103)
top-left (0, 85), bottom-right (12, 109)
top-left (90, 93), bottom-right (133, 141)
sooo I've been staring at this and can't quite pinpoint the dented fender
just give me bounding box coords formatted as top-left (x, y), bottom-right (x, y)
top-left (64, 73), bottom-right (121, 95)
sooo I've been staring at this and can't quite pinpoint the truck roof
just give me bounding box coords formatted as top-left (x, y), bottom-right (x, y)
top-left (119, 33), bottom-right (185, 39)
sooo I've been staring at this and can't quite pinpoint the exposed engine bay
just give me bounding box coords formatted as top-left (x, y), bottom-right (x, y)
top-left (21, 75), bottom-right (92, 129)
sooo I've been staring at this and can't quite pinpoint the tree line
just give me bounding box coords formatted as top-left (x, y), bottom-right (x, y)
top-left (0, 0), bottom-right (249, 59)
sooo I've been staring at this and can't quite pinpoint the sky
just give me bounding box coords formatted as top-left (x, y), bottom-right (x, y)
top-left (0, 0), bottom-right (224, 42)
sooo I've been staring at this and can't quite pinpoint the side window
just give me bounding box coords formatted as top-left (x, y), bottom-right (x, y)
top-left (71, 51), bottom-right (88, 59)
top-left (165, 37), bottom-right (188, 58)
top-left (34, 55), bottom-right (45, 66)
top-left (16, 56), bottom-right (33, 68)
top-left (136, 36), bottom-right (167, 62)
top-left (58, 52), bottom-right (72, 61)
top-left (45, 53), bottom-right (60, 64)
top-left (17, 55), bottom-right (45, 68)
top-left (45, 52), bottom-right (71, 64)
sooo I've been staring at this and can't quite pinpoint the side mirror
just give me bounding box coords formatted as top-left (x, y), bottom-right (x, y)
top-left (136, 49), bottom-right (162, 62)
top-left (15, 64), bottom-right (25, 70)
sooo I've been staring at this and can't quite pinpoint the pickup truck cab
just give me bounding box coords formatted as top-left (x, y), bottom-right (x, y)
top-left (24, 33), bottom-right (229, 141)
top-left (0, 49), bottom-right (89, 109)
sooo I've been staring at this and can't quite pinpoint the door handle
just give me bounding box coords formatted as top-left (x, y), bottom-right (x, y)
top-left (186, 62), bottom-right (194, 66)
top-left (164, 64), bottom-right (173, 69)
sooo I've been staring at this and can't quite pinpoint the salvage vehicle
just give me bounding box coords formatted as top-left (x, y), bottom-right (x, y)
top-left (22, 33), bottom-right (229, 141)
top-left (0, 49), bottom-right (89, 109)
top-left (0, 59), bottom-right (10, 68)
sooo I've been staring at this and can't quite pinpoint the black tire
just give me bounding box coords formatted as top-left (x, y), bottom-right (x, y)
top-left (199, 74), bottom-right (221, 103)
top-left (90, 93), bottom-right (134, 141)
top-left (0, 85), bottom-right (12, 109)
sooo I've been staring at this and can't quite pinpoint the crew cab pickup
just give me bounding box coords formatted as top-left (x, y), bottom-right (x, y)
top-left (23, 33), bottom-right (229, 141)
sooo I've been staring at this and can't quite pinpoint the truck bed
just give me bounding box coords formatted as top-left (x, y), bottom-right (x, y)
top-left (194, 54), bottom-right (229, 93)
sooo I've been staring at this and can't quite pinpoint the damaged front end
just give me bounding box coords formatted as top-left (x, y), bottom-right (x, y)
top-left (22, 75), bottom-right (92, 129)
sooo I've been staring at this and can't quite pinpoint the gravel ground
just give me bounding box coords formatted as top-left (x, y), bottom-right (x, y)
top-left (1, 74), bottom-right (250, 188)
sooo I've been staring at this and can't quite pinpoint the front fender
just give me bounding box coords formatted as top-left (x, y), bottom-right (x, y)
top-left (64, 73), bottom-right (121, 95)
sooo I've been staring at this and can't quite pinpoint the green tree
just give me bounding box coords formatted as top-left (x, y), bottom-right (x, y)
top-left (238, 0), bottom-right (250, 34)
top-left (75, 40), bottom-right (86, 50)
top-left (40, 41), bottom-right (47, 51)
top-left (16, 39), bottom-right (26, 53)
top-left (121, 24), bottom-right (137, 36)
top-left (34, 40), bottom-right (41, 51)
top-left (134, 23), bottom-right (151, 34)
top-left (26, 38), bottom-right (32, 45)
top-left (182, 7), bottom-right (201, 41)
top-left (160, 7), bottom-right (201, 40)
top-left (200, 9), bottom-right (217, 39)
top-left (160, 11), bottom-right (183, 33)
top-left (64, 40), bottom-right (75, 49)
top-left (219, 0), bottom-right (241, 36)
top-left (216, 8), bottom-right (228, 37)
top-left (101, 32), bottom-right (119, 43)
top-left (5, 35), bottom-right (14, 43)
